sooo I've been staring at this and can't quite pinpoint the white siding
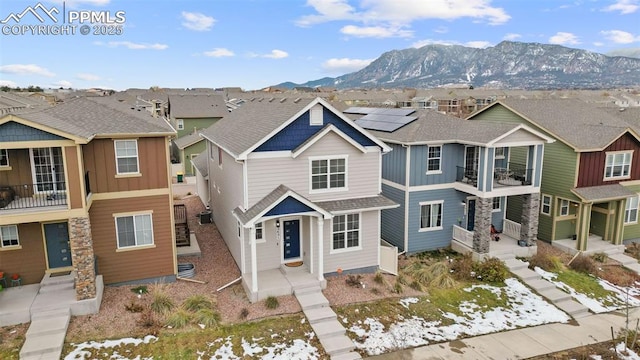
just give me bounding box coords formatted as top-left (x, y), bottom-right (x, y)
top-left (323, 210), bottom-right (379, 273)
top-left (494, 129), bottom-right (545, 146)
top-left (247, 132), bottom-right (381, 206)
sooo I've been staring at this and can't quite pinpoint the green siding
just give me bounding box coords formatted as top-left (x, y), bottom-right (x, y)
top-left (176, 117), bottom-right (220, 138)
top-left (538, 211), bottom-right (553, 241)
top-left (183, 141), bottom-right (207, 176)
top-left (555, 219), bottom-right (576, 240)
top-left (623, 184), bottom-right (640, 241)
top-left (590, 204), bottom-right (608, 237)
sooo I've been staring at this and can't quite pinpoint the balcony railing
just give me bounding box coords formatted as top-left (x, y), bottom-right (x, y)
top-left (495, 162), bottom-right (532, 186)
top-left (0, 183), bottom-right (67, 210)
top-left (456, 166), bottom-right (478, 186)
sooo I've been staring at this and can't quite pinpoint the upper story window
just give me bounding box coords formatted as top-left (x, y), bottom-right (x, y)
top-left (426, 145), bottom-right (442, 174)
top-left (115, 213), bottom-right (153, 249)
top-left (0, 225), bottom-right (19, 248)
top-left (495, 147), bottom-right (505, 159)
top-left (604, 151), bottom-right (632, 180)
top-left (0, 149), bottom-right (8, 167)
top-left (420, 201), bottom-right (443, 231)
top-left (311, 156), bottom-right (347, 191)
top-left (114, 140), bottom-right (139, 174)
top-left (541, 194), bottom-right (552, 216)
top-left (626, 196), bottom-right (639, 224)
top-left (177, 119), bottom-right (184, 130)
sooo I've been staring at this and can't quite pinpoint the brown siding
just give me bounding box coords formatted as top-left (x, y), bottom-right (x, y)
top-left (64, 146), bottom-right (83, 209)
top-left (577, 133), bottom-right (640, 187)
top-left (0, 149), bottom-right (32, 186)
top-left (89, 194), bottom-right (174, 284)
top-left (83, 137), bottom-right (169, 194)
top-left (0, 223), bottom-right (46, 285)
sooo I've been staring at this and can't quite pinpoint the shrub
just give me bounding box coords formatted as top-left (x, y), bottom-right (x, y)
top-left (373, 271), bottom-right (385, 284)
top-left (592, 252), bottom-right (608, 263)
top-left (165, 309), bottom-right (192, 329)
top-left (409, 280), bottom-right (423, 291)
top-left (569, 254), bottom-right (598, 274)
top-left (265, 296), bottom-right (280, 309)
top-left (183, 295), bottom-right (214, 312)
top-left (138, 309), bottom-right (157, 328)
top-left (528, 252), bottom-right (564, 272)
top-left (450, 253), bottom-right (474, 281)
top-left (125, 299), bottom-right (144, 313)
top-left (345, 274), bottom-right (363, 287)
top-left (150, 288), bottom-right (175, 314)
top-left (430, 273), bottom-right (458, 289)
top-left (194, 308), bottom-right (221, 328)
top-left (370, 287), bottom-right (381, 295)
top-left (393, 281), bottom-right (403, 294)
top-left (472, 257), bottom-right (509, 283)
top-left (131, 285), bottom-right (148, 295)
top-left (239, 308), bottom-right (249, 320)
top-left (396, 274), bottom-right (408, 286)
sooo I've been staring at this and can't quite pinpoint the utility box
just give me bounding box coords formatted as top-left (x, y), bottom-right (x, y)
top-left (199, 210), bottom-right (212, 224)
top-left (177, 172), bottom-right (184, 183)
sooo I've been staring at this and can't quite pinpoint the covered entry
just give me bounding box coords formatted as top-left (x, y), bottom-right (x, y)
top-left (44, 222), bottom-right (72, 269)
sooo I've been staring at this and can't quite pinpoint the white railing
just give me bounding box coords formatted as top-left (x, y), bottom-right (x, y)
top-left (452, 225), bottom-right (474, 247)
top-left (503, 219), bottom-right (521, 239)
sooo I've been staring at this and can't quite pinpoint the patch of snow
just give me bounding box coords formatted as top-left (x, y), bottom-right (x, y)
top-left (65, 335), bottom-right (157, 360)
top-left (399, 297), bottom-right (419, 309)
top-left (615, 342), bottom-right (640, 360)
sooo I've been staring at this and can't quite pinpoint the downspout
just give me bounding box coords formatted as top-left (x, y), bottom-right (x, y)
top-left (401, 144), bottom-right (411, 254)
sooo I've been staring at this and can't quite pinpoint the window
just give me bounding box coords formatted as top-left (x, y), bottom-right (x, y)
top-left (420, 201), bottom-right (443, 231)
top-left (114, 140), bottom-right (139, 174)
top-left (492, 197), bottom-right (501, 212)
top-left (311, 157), bottom-right (346, 191)
top-left (332, 214), bottom-right (360, 251)
top-left (605, 151), bottom-right (632, 180)
top-left (209, 143), bottom-right (216, 159)
top-left (559, 199), bottom-right (570, 216)
top-left (177, 119), bottom-right (184, 130)
top-left (0, 149), bottom-right (8, 167)
top-left (626, 196), bottom-right (639, 224)
top-left (495, 147), bottom-right (505, 159)
top-left (541, 195), bottom-right (552, 215)
top-left (218, 147), bottom-right (223, 167)
top-left (115, 213), bottom-right (153, 249)
top-left (255, 222), bottom-right (264, 242)
top-left (0, 225), bottom-right (19, 248)
top-left (426, 146), bottom-right (442, 173)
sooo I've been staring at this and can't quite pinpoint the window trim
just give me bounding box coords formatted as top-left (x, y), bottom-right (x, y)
top-left (309, 104), bottom-right (323, 126)
top-left (0, 149), bottom-right (9, 168)
top-left (426, 145), bottom-right (442, 175)
top-left (604, 150), bottom-right (633, 181)
top-left (541, 194), bottom-right (552, 216)
top-left (114, 211), bottom-right (155, 251)
top-left (309, 155), bottom-right (348, 193)
top-left (0, 224), bottom-right (20, 250)
top-left (330, 213), bottom-right (362, 253)
top-left (419, 200), bottom-right (444, 232)
top-left (559, 199), bottom-right (570, 216)
top-left (492, 197), bottom-right (501, 213)
top-left (625, 195), bottom-right (639, 225)
top-left (176, 119), bottom-right (184, 130)
top-left (254, 222), bottom-right (265, 243)
top-left (114, 139), bottom-right (140, 175)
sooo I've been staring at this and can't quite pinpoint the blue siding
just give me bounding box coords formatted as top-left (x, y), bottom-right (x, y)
top-left (491, 197), bottom-right (505, 231)
top-left (495, 147), bottom-right (508, 169)
top-left (265, 196), bottom-right (315, 216)
top-left (407, 188), bottom-right (467, 253)
top-left (409, 144), bottom-right (461, 186)
top-left (255, 108), bottom-right (377, 152)
top-left (381, 143), bottom-right (405, 184)
top-left (0, 121), bottom-right (65, 142)
top-left (380, 183), bottom-right (405, 250)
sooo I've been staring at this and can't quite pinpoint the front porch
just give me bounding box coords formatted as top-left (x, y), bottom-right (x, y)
top-left (242, 265), bottom-right (325, 303)
top-left (451, 219), bottom-right (538, 259)
top-left (552, 235), bottom-right (626, 256)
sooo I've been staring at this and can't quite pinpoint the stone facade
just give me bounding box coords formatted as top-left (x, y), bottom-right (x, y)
top-left (472, 197), bottom-right (493, 253)
top-left (520, 194), bottom-right (540, 246)
top-left (69, 216), bottom-right (96, 300)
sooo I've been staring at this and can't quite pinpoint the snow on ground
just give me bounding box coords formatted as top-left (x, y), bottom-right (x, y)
top-left (614, 342), bottom-right (640, 360)
top-left (347, 278), bottom-right (570, 356)
top-left (65, 335), bottom-right (158, 360)
top-left (534, 267), bottom-right (640, 313)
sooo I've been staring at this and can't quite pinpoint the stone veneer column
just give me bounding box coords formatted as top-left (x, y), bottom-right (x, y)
top-left (472, 197), bottom-right (493, 254)
top-left (520, 194), bottom-right (540, 246)
top-left (69, 217), bottom-right (97, 300)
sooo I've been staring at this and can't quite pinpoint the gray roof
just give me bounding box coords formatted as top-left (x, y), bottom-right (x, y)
top-left (316, 195), bottom-right (398, 213)
top-left (494, 99), bottom-right (634, 150)
top-left (169, 94), bottom-right (227, 118)
top-left (6, 96), bottom-right (175, 140)
top-left (571, 184), bottom-right (637, 202)
top-left (368, 109), bottom-right (522, 144)
top-left (233, 185), bottom-right (312, 224)
top-left (600, 107), bottom-right (640, 133)
top-left (174, 131), bottom-right (203, 149)
top-left (191, 151), bottom-right (208, 177)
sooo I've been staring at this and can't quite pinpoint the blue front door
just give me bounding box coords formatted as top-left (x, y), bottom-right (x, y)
top-left (283, 219), bottom-right (301, 260)
top-left (467, 199), bottom-right (476, 231)
top-left (44, 222), bottom-right (72, 269)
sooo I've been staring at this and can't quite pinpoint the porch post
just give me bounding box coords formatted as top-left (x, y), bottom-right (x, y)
top-left (577, 203), bottom-right (592, 251)
top-left (317, 217), bottom-right (324, 281)
top-left (68, 216), bottom-right (96, 301)
top-left (614, 199), bottom-right (626, 245)
top-left (250, 226), bottom-right (258, 293)
top-left (472, 197), bottom-right (492, 254)
top-left (520, 194), bottom-right (540, 246)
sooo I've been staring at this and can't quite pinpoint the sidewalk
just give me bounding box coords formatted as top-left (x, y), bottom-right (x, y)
top-left (369, 307), bottom-right (640, 359)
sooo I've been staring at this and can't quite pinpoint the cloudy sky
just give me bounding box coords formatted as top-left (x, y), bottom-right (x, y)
top-left (0, 0), bottom-right (639, 90)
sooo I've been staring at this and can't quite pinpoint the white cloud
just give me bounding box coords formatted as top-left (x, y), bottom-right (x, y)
top-left (204, 48), bottom-right (235, 57)
top-left (340, 25), bottom-right (412, 38)
top-left (0, 80), bottom-right (18, 88)
top-left (181, 11), bottom-right (215, 31)
top-left (95, 41), bottom-right (168, 50)
top-left (602, 0), bottom-right (639, 14)
top-left (322, 58), bottom-right (374, 73)
top-left (503, 33), bottom-right (522, 41)
top-left (76, 73), bottom-right (101, 81)
top-left (601, 30), bottom-right (640, 44)
top-left (434, 26), bottom-right (448, 34)
top-left (262, 50), bottom-right (289, 59)
top-left (0, 64), bottom-right (55, 77)
top-left (465, 41), bottom-right (492, 48)
top-left (549, 32), bottom-right (580, 45)
top-left (51, 80), bottom-right (73, 88)
top-left (411, 39), bottom-right (492, 49)
top-left (296, 0), bottom-right (357, 26)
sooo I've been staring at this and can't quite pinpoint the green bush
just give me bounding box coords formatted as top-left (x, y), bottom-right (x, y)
top-left (472, 257), bottom-right (509, 283)
top-left (265, 296), bottom-right (280, 309)
top-left (150, 290), bottom-right (175, 314)
top-left (165, 309), bottom-right (192, 328)
top-left (373, 271), bottom-right (385, 284)
top-left (345, 274), bottom-right (363, 287)
top-left (194, 308), bottom-right (221, 328)
top-left (183, 294), bottom-right (214, 312)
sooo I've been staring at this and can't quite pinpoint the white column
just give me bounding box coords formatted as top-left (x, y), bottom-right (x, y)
top-left (250, 226), bottom-right (258, 293)
top-left (317, 217), bottom-right (324, 281)
top-left (310, 217), bottom-right (314, 274)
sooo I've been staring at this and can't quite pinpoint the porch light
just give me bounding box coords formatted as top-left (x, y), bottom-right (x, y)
top-left (276, 220), bottom-right (280, 228)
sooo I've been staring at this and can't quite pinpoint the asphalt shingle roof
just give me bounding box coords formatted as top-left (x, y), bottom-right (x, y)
top-left (174, 132), bottom-right (203, 149)
top-left (169, 94), bottom-right (227, 118)
top-left (191, 151), bottom-right (208, 177)
top-left (572, 184), bottom-right (637, 202)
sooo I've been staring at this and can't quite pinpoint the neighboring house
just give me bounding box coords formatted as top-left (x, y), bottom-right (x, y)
top-left (199, 97), bottom-right (398, 302)
top-left (468, 99), bottom-right (640, 252)
top-left (174, 131), bottom-right (206, 176)
top-left (191, 150), bottom-right (209, 207)
top-left (0, 97), bottom-right (177, 319)
top-left (343, 107), bottom-right (554, 257)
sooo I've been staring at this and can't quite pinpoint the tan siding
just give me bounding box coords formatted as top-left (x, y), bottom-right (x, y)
top-left (89, 195), bottom-right (174, 284)
top-left (323, 210), bottom-right (379, 273)
top-left (0, 149), bottom-right (31, 185)
top-left (83, 137), bottom-right (169, 194)
top-left (0, 223), bottom-right (46, 285)
top-left (494, 129), bottom-right (546, 145)
top-left (247, 133), bottom-right (380, 205)
top-left (64, 146), bottom-right (83, 209)
top-left (253, 219), bottom-right (282, 271)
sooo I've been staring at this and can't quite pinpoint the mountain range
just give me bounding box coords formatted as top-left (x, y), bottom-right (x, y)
top-left (277, 41), bottom-right (640, 90)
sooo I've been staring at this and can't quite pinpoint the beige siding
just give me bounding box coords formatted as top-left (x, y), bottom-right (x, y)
top-left (247, 132), bottom-right (380, 206)
top-left (0, 222), bottom-right (46, 285)
top-left (494, 129), bottom-right (546, 146)
top-left (323, 210), bottom-right (379, 273)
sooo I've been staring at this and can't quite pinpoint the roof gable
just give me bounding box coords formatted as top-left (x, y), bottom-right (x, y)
top-left (0, 119), bottom-right (68, 142)
top-left (292, 124), bottom-right (366, 158)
